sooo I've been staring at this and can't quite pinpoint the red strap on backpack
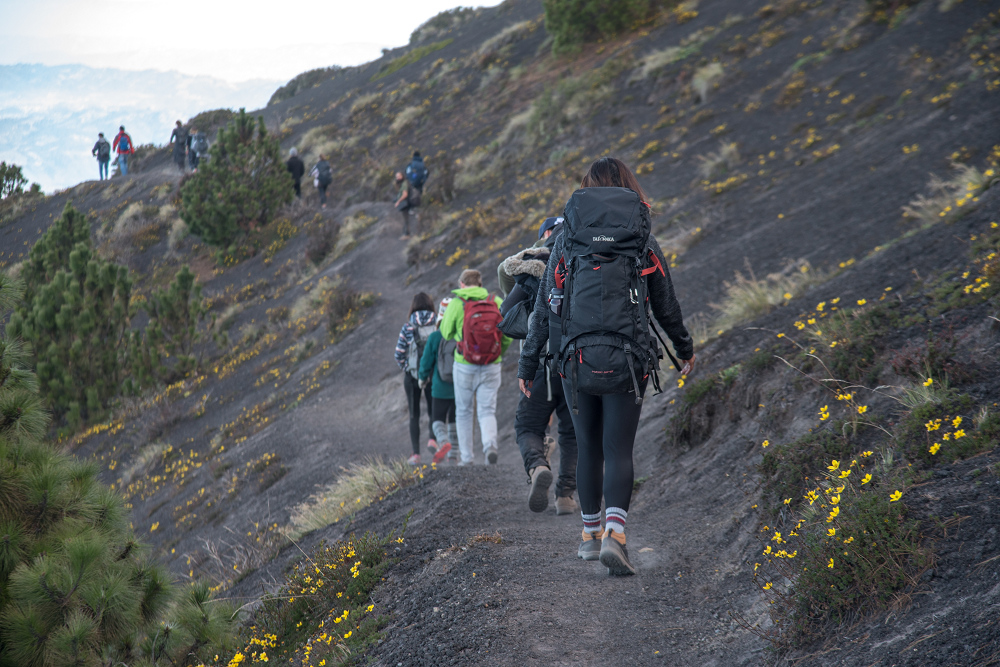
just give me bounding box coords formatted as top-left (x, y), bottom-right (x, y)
top-left (457, 295), bottom-right (504, 365)
top-left (640, 250), bottom-right (665, 277)
top-left (554, 256), bottom-right (567, 289)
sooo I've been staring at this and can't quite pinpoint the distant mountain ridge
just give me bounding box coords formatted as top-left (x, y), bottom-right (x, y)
top-left (0, 63), bottom-right (280, 191)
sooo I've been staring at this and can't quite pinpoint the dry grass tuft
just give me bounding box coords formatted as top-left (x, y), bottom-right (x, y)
top-left (902, 162), bottom-right (998, 225)
top-left (284, 457), bottom-right (419, 540)
top-left (692, 63), bottom-right (724, 103)
top-left (697, 141), bottom-right (741, 178)
top-left (712, 259), bottom-right (822, 333)
top-left (390, 104), bottom-right (428, 134)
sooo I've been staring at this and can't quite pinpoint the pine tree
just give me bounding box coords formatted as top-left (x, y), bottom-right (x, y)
top-left (0, 274), bottom-right (233, 666)
top-left (131, 266), bottom-right (206, 386)
top-left (0, 162), bottom-right (29, 200)
top-left (180, 108), bottom-right (294, 250)
top-left (542, 0), bottom-right (652, 52)
top-left (8, 208), bottom-right (134, 428)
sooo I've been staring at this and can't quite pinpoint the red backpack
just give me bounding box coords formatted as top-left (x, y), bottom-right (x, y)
top-left (458, 295), bottom-right (503, 365)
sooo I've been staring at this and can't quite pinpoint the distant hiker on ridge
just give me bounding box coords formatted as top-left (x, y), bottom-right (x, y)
top-left (499, 216), bottom-right (578, 516)
top-left (394, 171), bottom-right (413, 238)
top-left (419, 297), bottom-right (458, 465)
top-left (188, 128), bottom-right (209, 172)
top-left (92, 132), bottom-right (111, 181)
top-left (169, 120), bottom-right (188, 173)
top-left (311, 154), bottom-right (332, 209)
top-left (112, 125), bottom-right (134, 176)
top-left (395, 292), bottom-right (437, 466)
top-left (286, 147), bottom-right (305, 198)
top-left (519, 157), bottom-right (696, 576)
top-left (440, 269), bottom-right (511, 466)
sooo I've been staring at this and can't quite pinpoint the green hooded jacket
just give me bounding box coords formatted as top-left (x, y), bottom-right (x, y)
top-left (439, 286), bottom-right (511, 365)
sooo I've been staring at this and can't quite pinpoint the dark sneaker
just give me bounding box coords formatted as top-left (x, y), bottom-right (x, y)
top-left (528, 466), bottom-right (553, 513)
top-left (555, 495), bottom-right (576, 515)
top-left (486, 447), bottom-right (498, 465)
top-left (578, 530), bottom-right (602, 561)
top-left (600, 535), bottom-right (636, 576)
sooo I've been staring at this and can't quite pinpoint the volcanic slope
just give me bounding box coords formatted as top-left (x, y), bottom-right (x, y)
top-left (2, 0), bottom-right (1000, 665)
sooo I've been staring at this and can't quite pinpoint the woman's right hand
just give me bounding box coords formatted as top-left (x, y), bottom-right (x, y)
top-left (680, 353), bottom-right (697, 377)
top-left (519, 378), bottom-right (532, 398)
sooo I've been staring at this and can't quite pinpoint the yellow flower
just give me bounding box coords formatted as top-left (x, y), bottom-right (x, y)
top-left (763, 582), bottom-right (773, 590)
top-left (677, 378), bottom-right (685, 388)
top-left (827, 459), bottom-right (840, 471)
top-left (783, 497), bottom-right (792, 505)
top-left (929, 442), bottom-right (941, 455)
top-left (828, 558), bottom-right (834, 568)
top-left (827, 528), bottom-right (836, 536)
top-left (844, 536), bottom-right (854, 544)
top-left (857, 298), bottom-right (867, 305)
top-left (889, 490), bottom-right (903, 502)
top-left (923, 378), bottom-right (933, 387)
top-left (260, 653), bottom-right (268, 662)
top-left (857, 405), bottom-right (868, 414)
top-left (839, 469), bottom-right (851, 478)
top-left (861, 473), bottom-right (872, 484)
top-left (952, 416), bottom-right (962, 428)
top-left (830, 494), bottom-right (841, 505)
top-left (762, 439), bottom-right (770, 448)
top-left (827, 506), bottom-right (840, 522)
top-left (763, 545), bottom-right (772, 555)
top-left (816, 301), bottom-right (826, 312)
top-left (954, 429), bottom-right (966, 439)
top-left (861, 450), bottom-right (873, 457)
top-left (344, 630), bottom-right (352, 639)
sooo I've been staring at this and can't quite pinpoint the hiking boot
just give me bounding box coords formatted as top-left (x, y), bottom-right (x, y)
top-left (407, 454), bottom-right (421, 466)
top-left (600, 533), bottom-right (636, 576)
top-left (432, 442), bottom-right (451, 464)
top-left (486, 447), bottom-right (498, 465)
top-left (427, 439), bottom-right (438, 456)
top-left (527, 466), bottom-right (552, 513)
top-left (555, 495), bottom-right (577, 515)
top-left (577, 529), bottom-right (603, 561)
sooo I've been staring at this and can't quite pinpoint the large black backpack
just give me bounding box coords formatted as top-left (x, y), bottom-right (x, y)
top-left (554, 187), bottom-right (663, 408)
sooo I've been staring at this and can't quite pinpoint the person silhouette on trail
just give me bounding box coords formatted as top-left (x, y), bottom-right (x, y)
top-left (188, 128), bottom-right (209, 172)
top-left (112, 125), bottom-right (134, 176)
top-left (518, 156), bottom-right (697, 576)
top-left (169, 121), bottom-right (188, 173)
top-left (394, 171), bottom-right (413, 238)
top-left (92, 132), bottom-right (111, 181)
top-left (286, 147), bottom-right (305, 198)
top-left (395, 292), bottom-right (437, 466)
top-left (419, 297), bottom-right (458, 465)
top-left (311, 154), bottom-right (332, 209)
top-left (405, 150), bottom-right (429, 198)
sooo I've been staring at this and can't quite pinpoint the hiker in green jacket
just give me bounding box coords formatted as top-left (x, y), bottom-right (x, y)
top-left (440, 269), bottom-right (512, 465)
top-left (419, 297), bottom-right (458, 464)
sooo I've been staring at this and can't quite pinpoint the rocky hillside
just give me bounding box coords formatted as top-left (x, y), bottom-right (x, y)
top-left (2, 0), bottom-right (1000, 664)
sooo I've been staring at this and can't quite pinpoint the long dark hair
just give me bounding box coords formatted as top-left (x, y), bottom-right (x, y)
top-left (580, 156), bottom-right (647, 202)
top-left (410, 292), bottom-right (435, 315)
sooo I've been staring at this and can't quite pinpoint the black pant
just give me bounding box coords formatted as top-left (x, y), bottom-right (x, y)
top-left (318, 182), bottom-right (329, 206)
top-left (516, 364), bottom-right (577, 497)
top-left (432, 396), bottom-right (455, 424)
top-left (293, 179), bottom-right (301, 197)
top-left (189, 152), bottom-right (199, 170)
top-left (403, 372), bottom-right (432, 455)
top-left (399, 206), bottom-right (411, 235)
top-left (564, 379), bottom-right (646, 514)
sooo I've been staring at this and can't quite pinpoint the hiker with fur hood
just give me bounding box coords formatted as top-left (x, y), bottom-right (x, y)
top-left (500, 217), bottom-right (578, 515)
top-left (395, 293), bottom-right (437, 465)
top-left (519, 157), bottom-right (696, 576)
top-left (418, 297), bottom-right (458, 464)
top-left (440, 269), bottom-right (512, 465)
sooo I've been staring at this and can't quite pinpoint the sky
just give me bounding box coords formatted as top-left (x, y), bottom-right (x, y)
top-left (0, 0), bottom-right (504, 83)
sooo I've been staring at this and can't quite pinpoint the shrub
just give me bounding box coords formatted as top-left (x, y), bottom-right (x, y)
top-left (475, 20), bottom-right (538, 67)
top-left (0, 161), bottom-right (28, 199)
top-left (390, 104), bottom-right (428, 134)
top-left (543, 0), bottom-right (654, 53)
top-left (711, 260), bottom-right (819, 333)
top-left (269, 67), bottom-right (342, 106)
top-left (902, 161), bottom-right (998, 225)
top-left (0, 276), bottom-right (235, 666)
top-left (131, 266), bottom-right (206, 385)
top-left (180, 108), bottom-right (293, 249)
top-left (371, 39), bottom-right (454, 81)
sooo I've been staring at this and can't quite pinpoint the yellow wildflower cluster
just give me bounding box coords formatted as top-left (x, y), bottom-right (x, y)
top-left (925, 414), bottom-right (967, 457)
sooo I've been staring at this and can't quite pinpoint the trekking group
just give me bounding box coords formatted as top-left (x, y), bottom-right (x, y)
top-left (91, 126), bottom-right (135, 180)
top-left (394, 156), bottom-right (696, 576)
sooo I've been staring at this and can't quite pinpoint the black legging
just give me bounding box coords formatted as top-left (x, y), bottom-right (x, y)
top-left (403, 372), bottom-right (433, 455)
top-left (563, 380), bottom-right (646, 514)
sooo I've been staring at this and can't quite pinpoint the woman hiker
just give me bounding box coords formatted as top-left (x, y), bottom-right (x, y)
top-left (418, 297), bottom-right (458, 464)
top-left (394, 293), bottom-right (437, 465)
top-left (518, 156), bottom-right (697, 576)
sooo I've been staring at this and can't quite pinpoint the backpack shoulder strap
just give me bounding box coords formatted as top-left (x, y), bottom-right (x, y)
top-left (640, 248), bottom-right (665, 277)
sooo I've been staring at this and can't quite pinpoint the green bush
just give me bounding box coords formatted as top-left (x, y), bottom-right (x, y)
top-left (180, 108), bottom-right (293, 249)
top-left (131, 266), bottom-right (206, 385)
top-left (0, 276), bottom-right (234, 666)
top-left (542, 0), bottom-right (653, 52)
top-left (8, 205), bottom-right (134, 428)
top-left (0, 162), bottom-right (28, 199)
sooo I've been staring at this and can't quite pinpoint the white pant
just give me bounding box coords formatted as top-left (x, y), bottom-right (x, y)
top-left (453, 362), bottom-right (502, 463)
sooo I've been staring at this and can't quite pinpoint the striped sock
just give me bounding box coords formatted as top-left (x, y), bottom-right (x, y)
top-left (605, 507), bottom-right (627, 535)
top-left (581, 511), bottom-right (603, 535)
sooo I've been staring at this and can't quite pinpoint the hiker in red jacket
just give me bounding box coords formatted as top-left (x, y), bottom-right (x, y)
top-left (112, 125), bottom-right (135, 176)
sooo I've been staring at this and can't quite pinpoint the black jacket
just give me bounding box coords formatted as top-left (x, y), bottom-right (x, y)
top-left (286, 156), bottom-right (305, 181)
top-left (517, 231), bottom-right (693, 381)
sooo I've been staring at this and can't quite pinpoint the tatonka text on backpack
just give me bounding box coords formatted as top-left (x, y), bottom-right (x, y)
top-left (436, 338), bottom-right (458, 383)
top-left (457, 296), bottom-right (503, 365)
top-left (553, 187), bottom-right (665, 410)
top-left (407, 323), bottom-right (437, 380)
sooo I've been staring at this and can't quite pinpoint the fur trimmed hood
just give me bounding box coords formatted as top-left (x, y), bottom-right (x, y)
top-left (502, 247), bottom-right (550, 279)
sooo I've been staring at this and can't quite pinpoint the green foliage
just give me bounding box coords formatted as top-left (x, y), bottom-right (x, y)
top-left (180, 108), bottom-right (293, 249)
top-left (897, 394), bottom-right (985, 465)
top-left (269, 68), bottom-right (342, 106)
top-left (8, 205), bottom-right (134, 428)
top-left (759, 427), bottom-right (856, 512)
top-left (227, 531), bottom-right (397, 664)
top-left (371, 39), bottom-right (454, 81)
top-left (0, 162), bottom-right (28, 200)
top-left (542, 0), bottom-right (653, 53)
top-left (131, 266), bottom-right (206, 385)
top-left (0, 279), bottom-right (234, 666)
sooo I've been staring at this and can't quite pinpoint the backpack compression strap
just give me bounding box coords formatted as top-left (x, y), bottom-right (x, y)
top-left (640, 250), bottom-right (665, 277)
